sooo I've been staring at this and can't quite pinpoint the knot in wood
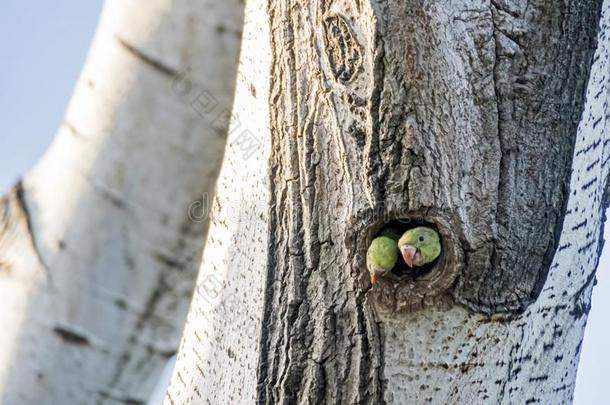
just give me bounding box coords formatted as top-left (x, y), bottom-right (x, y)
top-left (323, 15), bottom-right (363, 83)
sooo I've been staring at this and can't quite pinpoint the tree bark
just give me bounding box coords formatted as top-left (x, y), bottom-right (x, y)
top-left (0, 1), bottom-right (243, 404)
top-left (167, 0), bottom-right (610, 403)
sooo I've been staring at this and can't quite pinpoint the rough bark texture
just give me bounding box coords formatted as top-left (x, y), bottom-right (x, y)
top-left (264, 0), bottom-right (601, 320)
top-left (0, 1), bottom-right (243, 404)
top-left (168, 0), bottom-right (610, 403)
top-left (259, 0), bottom-right (601, 401)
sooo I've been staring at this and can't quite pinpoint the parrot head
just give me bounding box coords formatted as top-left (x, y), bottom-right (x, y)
top-left (398, 227), bottom-right (442, 268)
top-left (366, 236), bottom-right (399, 285)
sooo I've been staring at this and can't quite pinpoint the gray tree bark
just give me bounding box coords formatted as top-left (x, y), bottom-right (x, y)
top-left (0, 1), bottom-right (243, 404)
top-left (167, 0), bottom-right (610, 403)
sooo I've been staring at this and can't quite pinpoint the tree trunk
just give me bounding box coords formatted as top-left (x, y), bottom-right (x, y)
top-left (0, 1), bottom-right (243, 404)
top-left (167, 0), bottom-right (610, 403)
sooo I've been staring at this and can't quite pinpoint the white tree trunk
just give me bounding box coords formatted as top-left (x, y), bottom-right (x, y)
top-left (167, 0), bottom-right (610, 404)
top-left (165, 3), bottom-right (273, 403)
top-left (0, 1), bottom-right (243, 404)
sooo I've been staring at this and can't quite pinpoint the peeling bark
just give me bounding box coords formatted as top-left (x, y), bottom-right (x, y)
top-left (0, 1), bottom-right (243, 404)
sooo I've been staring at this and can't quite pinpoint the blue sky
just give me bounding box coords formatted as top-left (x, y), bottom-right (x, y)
top-left (0, 1), bottom-right (102, 193)
top-left (0, 2), bottom-right (607, 403)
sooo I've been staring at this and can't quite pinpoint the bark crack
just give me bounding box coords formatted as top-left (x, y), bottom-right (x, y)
top-left (487, 1), bottom-right (505, 314)
top-left (11, 181), bottom-right (50, 275)
top-left (115, 35), bottom-right (179, 78)
top-left (53, 325), bottom-right (91, 346)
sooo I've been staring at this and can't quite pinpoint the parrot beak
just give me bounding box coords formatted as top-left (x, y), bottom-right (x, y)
top-left (400, 245), bottom-right (417, 267)
top-left (369, 266), bottom-right (385, 285)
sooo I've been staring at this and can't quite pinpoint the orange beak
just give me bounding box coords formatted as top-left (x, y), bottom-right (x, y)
top-left (400, 245), bottom-right (417, 267)
top-left (369, 265), bottom-right (385, 285)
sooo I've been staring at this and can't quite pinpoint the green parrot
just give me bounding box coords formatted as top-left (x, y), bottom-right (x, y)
top-left (397, 227), bottom-right (442, 268)
top-left (366, 228), bottom-right (401, 285)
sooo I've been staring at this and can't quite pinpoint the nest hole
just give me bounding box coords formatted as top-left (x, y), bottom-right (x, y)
top-left (364, 209), bottom-right (463, 312)
top-left (373, 218), bottom-right (442, 280)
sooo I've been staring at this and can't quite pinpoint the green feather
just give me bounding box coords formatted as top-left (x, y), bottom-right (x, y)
top-left (366, 236), bottom-right (399, 275)
top-left (398, 227), bottom-right (442, 266)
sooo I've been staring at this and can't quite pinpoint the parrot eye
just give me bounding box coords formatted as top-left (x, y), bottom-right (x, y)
top-left (418, 235), bottom-right (425, 242)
